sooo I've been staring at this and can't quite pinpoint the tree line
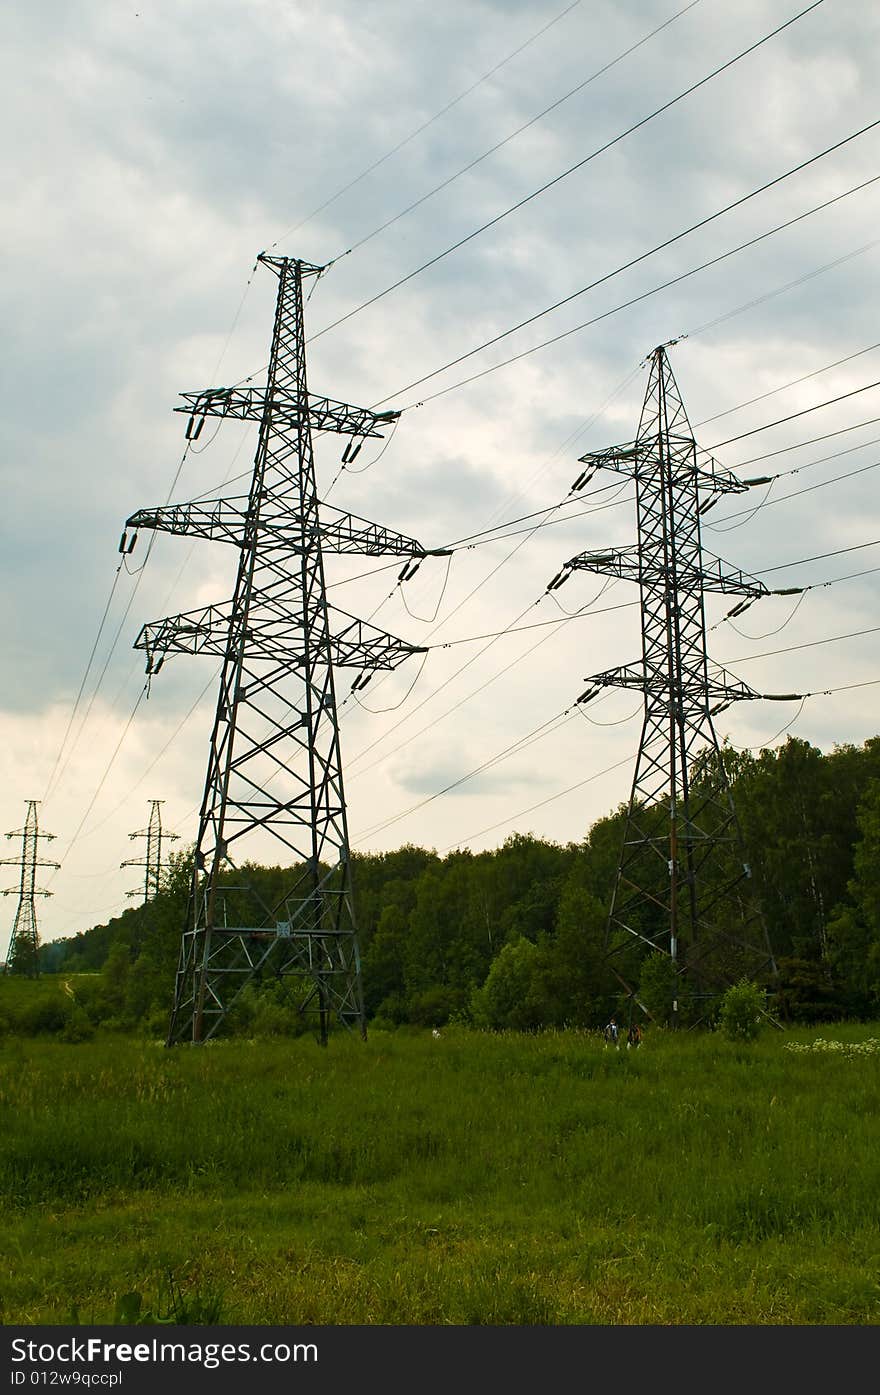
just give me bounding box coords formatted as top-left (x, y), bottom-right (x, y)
top-left (31, 735), bottom-right (880, 1034)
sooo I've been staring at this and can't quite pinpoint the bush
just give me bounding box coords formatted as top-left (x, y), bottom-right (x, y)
top-left (719, 978), bottom-right (766, 1042)
top-left (59, 1007), bottom-right (96, 1043)
top-left (15, 995), bottom-right (72, 1036)
top-left (407, 985), bottom-right (465, 1027)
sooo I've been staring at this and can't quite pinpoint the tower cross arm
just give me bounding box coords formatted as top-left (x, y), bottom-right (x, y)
top-left (176, 388), bottom-right (400, 439)
top-left (124, 496), bottom-right (441, 559)
top-left (318, 503), bottom-right (443, 558)
top-left (126, 498), bottom-right (251, 547)
top-left (135, 602), bottom-right (426, 673)
top-left (564, 545), bottom-right (641, 582)
top-left (327, 608), bottom-right (428, 671)
top-left (0, 857), bottom-right (60, 871)
top-left (578, 660), bottom-right (760, 706)
top-left (135, 603), bottom-right (234, 669)
top-left (562, 547), bottom-right (767, 597)
top-left (573, 441), bottom-right (749, 497)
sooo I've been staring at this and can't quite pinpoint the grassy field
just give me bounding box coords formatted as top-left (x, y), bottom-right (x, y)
top-left (1, 1016), bottom-right (879, 1324)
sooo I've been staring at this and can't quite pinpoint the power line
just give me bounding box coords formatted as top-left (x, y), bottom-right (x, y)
top-left (694, 339), bottom-right (880, 428)
top-left (439, 753), bottom-right (636, 853)
top-left (723, 623), bottom-right (880, 666)
top-left (355, 707), bottom-right (579, 844)
top-left (686, 241), bottom-right (880, 339)
top-left (268, 0), bottom-right (585, 248)
top-left (438, 668), bottom-right (880, 854)
top-left (760, 538), bottom-right (880, 574)
top-left (336, 0), bottom-right (705, 261)
top-left (47, 682), bottom-right (150, 887)
top-left (707, 455), bottom-right (880, 528)
top-left (708, 378), bottom-right (880, 450)
top-left (42, 562), bottom-right (126, 804)
top-left (393, 171), bottom-right (880, 409)
top-left (730, 414), bottom-right (880, 467)
top-left (374, 116), bottom-right (879, 406)
top-left (311, 2), bottom-right (824, 344)
top-left (74, 667), bottom-right (220, 845)
top-left (429, 597), bottom-right (636, 647)
top-left (41, 441), bottom-right (196, 814)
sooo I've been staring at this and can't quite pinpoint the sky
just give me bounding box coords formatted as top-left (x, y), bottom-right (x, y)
top-left (3, 0), bottom-right (880, 950)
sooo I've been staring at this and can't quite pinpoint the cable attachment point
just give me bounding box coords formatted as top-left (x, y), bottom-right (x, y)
top-left (577, 686), bottom-right (599, 705)
top-left (351, 672), bottom-right (374, 693)
top-left (709, 700), bottom-right (730, 716)
top-left (726, 598), bottom-right (756, 620)
top-left (185, 410), bottom-right (206, 441)
top-left (698, 495), bottom-right (720, 517)
top-left (398, 558), bottom-right (422, 583)
top-left (546, 567), bottom-right (571, 592)
top-left (771, 587), bottom-right (804, 596)
top-left (341, 439), bottom-right (363, 465)
top-left (571, 467), bottom-right (596, 492)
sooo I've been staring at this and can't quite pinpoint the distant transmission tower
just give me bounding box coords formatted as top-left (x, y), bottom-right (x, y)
top-left (553, 344), bottom-right (781, 1023)
top-left (1, 801), bottom-right (60, 976)
top-left (122, 800), bottom-right (178, 904)
top-left (125, 253), bottom-right (437, 1045)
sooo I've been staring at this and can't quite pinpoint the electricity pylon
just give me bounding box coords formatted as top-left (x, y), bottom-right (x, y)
top-left (122, 800), bottom-right (178, 904)
top-left (551, 344), bottom-right (778, 1023)
top-left (125, 253), bottom-right (440, 1045)
top-left (1, 801), bottom-right (59, 976)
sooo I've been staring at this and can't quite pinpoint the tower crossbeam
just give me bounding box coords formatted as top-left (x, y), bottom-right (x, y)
top-left (125, 498), bottom-right (439, 559)
top-left (178, 388), bottom-right (399, 439)
top-left (565, 545), bottom-right (767, 597)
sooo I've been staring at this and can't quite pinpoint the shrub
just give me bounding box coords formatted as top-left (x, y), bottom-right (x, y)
top-left (59, 1007), bottom-right (96, 1043)
top-left (719, 978), bottom-right (766, 1042)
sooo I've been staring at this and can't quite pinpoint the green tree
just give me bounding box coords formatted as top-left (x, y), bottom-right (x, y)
top-left (545, 879), bottom-right (609, 1026)
top-left (363, 903), bottom-right (407, 1018)
top-left (471, 936), bottom-right (554, 1031)
top-left (827, 778), bottom-right (880, 1013)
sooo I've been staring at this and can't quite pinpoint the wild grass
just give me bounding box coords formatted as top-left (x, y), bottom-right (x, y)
top-left (1, 1022), bottom-right (878, 1324)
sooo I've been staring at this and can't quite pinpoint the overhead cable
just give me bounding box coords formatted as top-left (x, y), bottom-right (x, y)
top-left (312, 2), bottom-right (824, 344)
top-left (374, 116), bottom-right (878, 406)
top-left (268, 0), bottom-right (585, 247)
top-left (336, 0), bottom-right (705, 260)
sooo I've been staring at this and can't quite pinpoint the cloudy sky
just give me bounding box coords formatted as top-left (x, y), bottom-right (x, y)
top-left (3, 0), bottom-right (879, 949)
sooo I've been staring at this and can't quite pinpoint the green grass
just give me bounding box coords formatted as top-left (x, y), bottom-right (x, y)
top-left (1, 1023), bottom-right (879, 1323)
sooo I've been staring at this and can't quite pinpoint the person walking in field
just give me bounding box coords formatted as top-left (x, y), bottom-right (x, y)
top-left (604, 1017), bottom-right (620, 1049)
top-left (627, 1022), bottom-right (642, 1050)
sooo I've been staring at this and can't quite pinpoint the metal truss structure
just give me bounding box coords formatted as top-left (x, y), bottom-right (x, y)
top-left (1, 801), bottom-right (59, 976)
top-left (126, 253), bottom-right (439, 1044)
top-left (555, 345), bottom-right (777, 1022)
top-left (122, 799), bottom-right (178, 905)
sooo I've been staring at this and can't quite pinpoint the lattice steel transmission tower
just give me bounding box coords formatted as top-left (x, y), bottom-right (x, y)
top-left (2, 801), bottom-right (59, 976)
top-left (122, 800), bottom-right (178, 904)
top-left (125, 253), bottom-right (437, 1045)
top-left (553, 344), bottom-right (778, 1022)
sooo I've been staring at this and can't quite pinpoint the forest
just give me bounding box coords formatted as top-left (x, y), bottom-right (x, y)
top-left (14, 734), bottom-right (880, 1039)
